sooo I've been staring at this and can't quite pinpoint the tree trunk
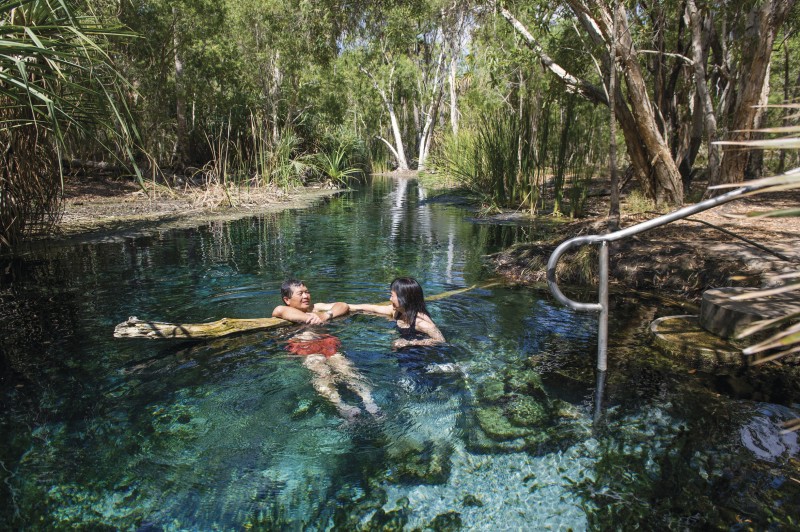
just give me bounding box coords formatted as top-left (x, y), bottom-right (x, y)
top-left (607, 0), bottom-right (620, 229)
top-left (271, 51), bottom-right (282, 141)
top-left (777, 35), bottom-right (800, 174)
top-left (388, 100), bottom-right (410, 170)
top-left (714, 0), bottom-right (795, 188)
top-left (449, 55), bottom-right (459, 135)
top-left (687, 0), bottom-right (720, 187)
top-left (172, 7), bottom-right (188, 169)
top-left (777, 33), bottom-right (790, 174)
top-left (501, 3), bottom-right (684, 205)
top-left (361, 66), bottom-right (409, 170)
top-left (745, 62), bottom-right (771, 180)
top-left (418, 50), bottom-right (447, 170)
top-left (607, 3), bottom-right (683, 205)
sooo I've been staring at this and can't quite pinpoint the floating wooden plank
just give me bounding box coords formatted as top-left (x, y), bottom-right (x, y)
top-left (113, 283), bottom-right (497, 340)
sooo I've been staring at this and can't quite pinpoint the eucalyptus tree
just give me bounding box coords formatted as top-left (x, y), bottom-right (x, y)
top-left (0, 0), bottom-right (139, 250)
top-left (497, 2), bottom-right (684, 205)
top-left (119, 0), bottom-right (356, 179)
top-left (711, 0), bottom-right (796, 188)
top-left (349, 0), bottom-right (470, 170)
top-left (119, 0), bottom-right (235, 166)
top-left (494, 0), bottom-right (797, 205)
top-left (352, 3), bottom-right (423, 170)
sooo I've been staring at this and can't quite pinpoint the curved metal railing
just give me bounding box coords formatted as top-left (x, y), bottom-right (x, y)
top-left (547, 181), bottom-right (775, 371)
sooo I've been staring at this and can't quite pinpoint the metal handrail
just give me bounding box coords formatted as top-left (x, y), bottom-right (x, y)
top-left (547, 181), bottom-right (777, 371)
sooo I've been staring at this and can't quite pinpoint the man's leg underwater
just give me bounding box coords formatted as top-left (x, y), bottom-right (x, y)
top-left (327, 353), bottom-right (380, 415)
top-left (303, 354), bottom-right (361, 419)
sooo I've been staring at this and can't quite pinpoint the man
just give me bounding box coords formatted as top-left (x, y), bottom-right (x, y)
top-left (273, 279), bottom-right (378, 419)
top-left (272, 279), bottom-right (350, 325)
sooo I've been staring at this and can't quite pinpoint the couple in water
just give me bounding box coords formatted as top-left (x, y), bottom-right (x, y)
top-left (272, 277), bottom-right (445, 419)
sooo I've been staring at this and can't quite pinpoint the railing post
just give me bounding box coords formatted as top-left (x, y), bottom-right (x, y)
top-left (546, 181), bottom-right (781, 373)
top-left (597, 241), bottom-right (609, 371)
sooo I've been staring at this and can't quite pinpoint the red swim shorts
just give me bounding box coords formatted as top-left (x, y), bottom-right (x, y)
top-left (286, 335), bottom-right (342, 358)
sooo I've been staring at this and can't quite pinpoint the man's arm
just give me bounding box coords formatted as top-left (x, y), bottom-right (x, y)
top-left (272, 301), bottom-right (350, 325)
top-left (272, 305), bottom-right (324, 325)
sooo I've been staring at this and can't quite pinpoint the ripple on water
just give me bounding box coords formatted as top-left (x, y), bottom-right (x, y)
top-left (381, 440), bottom-right (595, 530)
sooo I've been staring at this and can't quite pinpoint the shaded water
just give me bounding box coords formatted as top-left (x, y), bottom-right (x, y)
top-left (1, 176), bottom-right (798, 529)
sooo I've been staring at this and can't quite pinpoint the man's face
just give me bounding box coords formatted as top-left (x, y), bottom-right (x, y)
top-left (285, 284), bottom-right (312, 311)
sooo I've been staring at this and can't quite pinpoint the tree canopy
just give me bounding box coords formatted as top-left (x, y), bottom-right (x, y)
top-left (2, 0), bottom-right (799, 248)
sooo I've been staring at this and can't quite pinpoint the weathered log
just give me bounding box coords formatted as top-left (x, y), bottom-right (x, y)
top-left (114, 316), bottom-right (291, 339)
top-left (114, 284), bottom-right (491, 340)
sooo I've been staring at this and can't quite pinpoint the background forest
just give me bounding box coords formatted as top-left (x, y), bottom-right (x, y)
top-left (1, 0), bottom-right (798, 249)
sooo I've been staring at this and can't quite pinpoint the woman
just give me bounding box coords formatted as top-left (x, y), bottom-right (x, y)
top-left (349, 277), bottom-right (445, 348)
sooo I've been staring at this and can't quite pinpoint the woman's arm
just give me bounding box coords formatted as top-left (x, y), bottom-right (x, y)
top-left (312, 302), bottom-right (350, 320)
top-left (393, 314), bottom-right (445, 348)
top-left (348, 303), bottom-right (394, 316)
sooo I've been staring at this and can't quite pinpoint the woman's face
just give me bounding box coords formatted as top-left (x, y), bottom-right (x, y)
top-left (390, 290), bottom-right (400, 310)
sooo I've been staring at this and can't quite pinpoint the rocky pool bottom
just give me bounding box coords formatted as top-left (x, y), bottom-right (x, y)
top-left (5, 334), bottom-right (799, 530)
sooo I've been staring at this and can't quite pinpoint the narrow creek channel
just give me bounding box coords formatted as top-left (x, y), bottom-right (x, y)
top-left (1, 175), bottom-right (798, 529)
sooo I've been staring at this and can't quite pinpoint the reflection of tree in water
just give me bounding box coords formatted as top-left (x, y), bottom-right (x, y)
top-left (0, 258), bottom-right (87, 387)
top-left (388, 178), bottom-right (433, 245)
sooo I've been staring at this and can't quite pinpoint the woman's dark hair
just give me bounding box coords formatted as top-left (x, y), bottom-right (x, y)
top-left (390, 277), bottom-right (428, 331)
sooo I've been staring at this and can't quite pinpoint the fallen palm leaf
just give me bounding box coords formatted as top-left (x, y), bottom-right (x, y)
top-left (736, 310), bottom-right (800, 339)
top-left (708, 170), bottom-right (800, 189)
top-left (781, 418), bottom-right (800, 434)
top-left (736, 126), bottom-right (800, 134)
top-left (742, 322), bottom-right (800, 355)
top-left (714, 138), bottom-right (800, 149)
top-left (744, 207), bottom-right (800, 218)
top-left (730, 282), bottom-right (800, 300)
top-left (748, 345), bottom-right (800, 366)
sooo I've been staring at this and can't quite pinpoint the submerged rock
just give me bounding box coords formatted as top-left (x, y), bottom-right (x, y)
top-left (506, 396), bottom-right (547, 427)
top-left (361, 496), bottom-right (410, 531)
top-left (387, 440), bottom-right (453, 485)
top-left (426, 510), bottom-right (462, 531)
top-left (475, 406), bottom-right (531, 440)
top-left (462, 494), bottom-right (483, 507)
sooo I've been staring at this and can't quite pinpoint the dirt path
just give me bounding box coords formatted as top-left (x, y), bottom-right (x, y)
top-left (490, 189), bottom-right (800, 301)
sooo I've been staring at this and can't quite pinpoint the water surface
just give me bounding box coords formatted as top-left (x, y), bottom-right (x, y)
top-left (1, 176), bottom-right (798, 530)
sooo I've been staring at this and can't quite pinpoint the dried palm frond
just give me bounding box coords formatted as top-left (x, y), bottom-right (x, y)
top-left (718, 105), bottom-right (800, 386)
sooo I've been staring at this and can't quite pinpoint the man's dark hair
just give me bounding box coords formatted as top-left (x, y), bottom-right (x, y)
top-left (390, 277), bottom-right (428, 332)
top-left (281, 279), bottom-right (304, 302)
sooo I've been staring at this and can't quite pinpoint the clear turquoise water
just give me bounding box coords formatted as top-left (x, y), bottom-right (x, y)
top-left (1, 176), bottom-right (798, 530)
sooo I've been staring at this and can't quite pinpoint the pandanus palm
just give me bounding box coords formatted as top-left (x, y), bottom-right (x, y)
top-left (0, 0), bottom-right (139, 251)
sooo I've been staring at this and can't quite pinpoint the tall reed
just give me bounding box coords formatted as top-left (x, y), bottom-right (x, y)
top-left (431, 94), bottom-right (603, 217)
